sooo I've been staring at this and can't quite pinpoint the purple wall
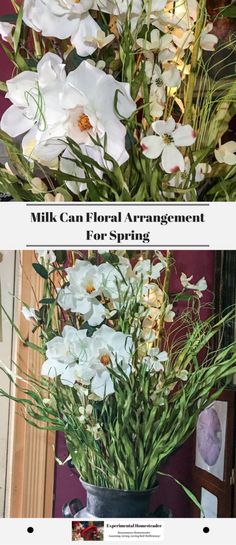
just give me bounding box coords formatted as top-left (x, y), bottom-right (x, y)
top-left (53, 251), bottom-right (216, 518)
top-left (0, 1), bottom-right (14, 115)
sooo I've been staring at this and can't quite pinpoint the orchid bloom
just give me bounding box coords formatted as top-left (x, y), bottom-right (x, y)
top-left (0, 22), bottom-right (15, 45)
top-left (133, 258), bottom-right (165, 280)
top-left (1, 53), bottom-right (136, 169)
top-left (215, 141), bottom-right (236, 165)
top-left (200, 23), bottom-right (218, 51)
top-left (180, 273), bottom-right (207, 297)
top-left (57, 260), bottom-right (107, 326)
top-left (141, 117), bottom-right (196, 174)
top-left (23, 0), bottom-right (102, 56)
top-left (144, 347), bottom-right (168, 372)
top-left (41, 326), bottom-right (91, 385)
top-left (76, 325), bottom-right (133, 399)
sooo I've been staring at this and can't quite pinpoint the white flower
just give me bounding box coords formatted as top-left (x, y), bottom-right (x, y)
top-left (164, 303), bottom-right (175, 322)
top-left (41, 325), bottom-right (91, 386)
top-left (60, 150), bottom-right (87, 195)
top-left (141, 117), bottom-right (196, 173)
top-left (133, 259), bottom-right (165, 280)
top-left (0, 22), bottom-right (15, 45)
top-left (200, 23), bottom-right (218, 51)
top-left (57, 260), bottom-right (107, 326)
top-left (84, 29), bottom-right (115, 49)
top-left (145, 60), bottom-right (181, 119)
top-left (144, 347), bottom-right (168, 372)
top-left (180, 273), bottom-right (207, 297)
top-left (22, 306), bottom-right (37, 321)
top-left (136, 29), bottom-right (161, 52)
top-left (215, 141), bottom-right (236, 166)
top-left (167, 158), bottom-right (212, 197)
top-left (37, 250), bottom-right (56, 263)
top-left (23, 0), bottom-right (102, 57)
top-left (0, 52), bottom-right (66, 168)
top-left (1, 53), bottom-right (136, 169)
top-left (98, 260), bottom-right (131, 300)
top-left (77, 325), bottom-right (133, 398)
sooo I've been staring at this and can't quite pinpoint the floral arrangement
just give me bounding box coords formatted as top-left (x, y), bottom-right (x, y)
top-left (0, 1), bottom-right (236, 201)
top-left (1, 250), bottom-right (236, 509)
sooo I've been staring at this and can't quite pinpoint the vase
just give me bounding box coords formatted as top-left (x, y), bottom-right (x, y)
top-left (62, 479), bottom-right (171, 519)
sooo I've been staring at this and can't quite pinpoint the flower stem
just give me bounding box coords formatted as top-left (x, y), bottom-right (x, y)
top-left (32, 30), bottom-right (42, 59)
top-left (183, 0), bottom-right (207, 125)
top-left (156, 250), bottom-right (172, 348)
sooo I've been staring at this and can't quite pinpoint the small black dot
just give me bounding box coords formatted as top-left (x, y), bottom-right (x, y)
top-left (27, 527), bottom-right (34, 534)
top-left (203, 527), bottom-right (210, 534)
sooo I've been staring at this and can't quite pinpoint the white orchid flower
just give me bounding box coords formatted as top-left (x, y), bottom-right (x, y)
top-left (134, 259), bottom-right (165, 280)
top-left (1, 52), bottom-right (66, 164)
top-left (58, 260), bottom-right (111, 325)
top-left (23, 0), bottom-right (103, 56)
top-left (76, 324), bottom-right (133, 399)
top-left (84, 29), bottom-right (115, 49)
top-left (98, 261), bottom-right (131, 300)
top-left (136, 29), bottom-right (161, 52)
top-left (164, 303), bottom-right (175, 322)
top-left (57, 260), bottom-right (107, 326)
top-left (37, 250), bottom-right (56, 263)
top-left (60, 149), bottom-right (88, 195)
top-left (215, 141), bottom-right (236, 165)
top-left (141, 117), bottom-right (196, 174)
top-left (152, 0), bottom-right (197, 32)
top-left (180, 273), bottom-right (207, 297)
top-left (144, 347), bottom-right (168, 372)
top-left (0, 22), bottom-right (15, 45)
top-left (1, 53), bottom-right (136, 169)
top-left (200, 23), bottom-right (218, 51)
top-left (41, 326), bottom-right (91, 386)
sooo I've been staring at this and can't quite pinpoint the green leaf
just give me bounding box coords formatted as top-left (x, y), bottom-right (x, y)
top-left (39, 298), bottom-right (55, 305)
top-left (221, 5), bottom-right (236, 17)
top-left (32, 263), bottom-right (49, 279)
top-left (0, 14), bottom-right (17, 24)
top-left (158, 471), bottom-right (205, 515)
top-left (13, 5), bottom-right (23, 54)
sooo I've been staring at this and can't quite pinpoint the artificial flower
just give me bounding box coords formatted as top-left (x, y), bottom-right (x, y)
top-left (1, 53), bottom-right (136, 169)
top-left (200, 23), bottom-right (218, 51)
top-left (23, 0), bottom-right (102, 56)
top-left (30, 177), bottom-right (48, 194)
top-left (44, 193), bottom-right (65, 202)
top-left (37, 250), bottom-right (56, 263)
top-left (141, 117), bottom-right (196, 173)
top-left (57, 260), bottom-right (107, 326)
top-left (133, 258), bottom-right (165, 280)
top-left (0, 22), bottom-right (15, 45)
top-left (41, 325), bottom-right (91, 385)
top-left (180, 273), bottom-right (207, 297)
top-left (76, 325), bottom-right (133, 398)
top-left (144, 347), bottom-right (168, 372)
top-left (215, 141), bottom-right (236, 166)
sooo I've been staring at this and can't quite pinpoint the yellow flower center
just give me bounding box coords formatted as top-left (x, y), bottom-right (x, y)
top-left (100, 354), bottom-right (111, 366)
top-left (78, 114), bottom-right (92, 132)
top-left (162, 134), bottom-right (173, 144)
top-left (85, 282), bottom-right (95, 294)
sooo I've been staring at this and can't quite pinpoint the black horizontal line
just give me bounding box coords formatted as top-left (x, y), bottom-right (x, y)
top-left (26, 203), bottom-right (209, 207)
top-left (26, 244), bottom-right (210, 248)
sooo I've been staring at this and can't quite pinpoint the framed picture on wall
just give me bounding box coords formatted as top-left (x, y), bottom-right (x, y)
top-left (191, 251), bottom-right (236, 518)
top-left (192, 389), bottom-right (235, 517)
